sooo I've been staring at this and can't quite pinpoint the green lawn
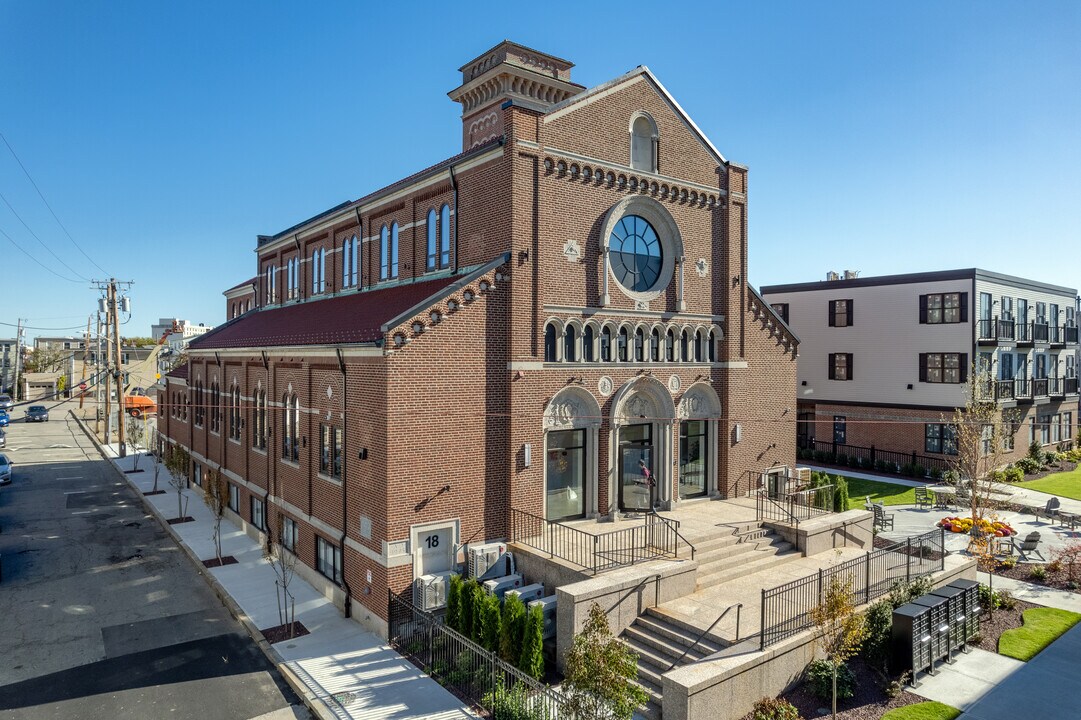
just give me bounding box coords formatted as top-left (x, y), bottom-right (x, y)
top-left (842, 476), bottom-right (917, 510)
top-left (998, 607), bottom-right (1081, 661)
top-left (880, 701), bottom-right (961, 720)
top-left (1021, 465), bottom-right (1081, 501)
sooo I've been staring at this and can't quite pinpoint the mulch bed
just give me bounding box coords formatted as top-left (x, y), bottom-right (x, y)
top-left (167, 516), bottom-right (195, 525)
top-left (1016, 459), bottom-right (1079, 483)
top-left (143, 489), bottom-right (166, 496)
top-left (202, 556), bottom-right (238, 568)
top-left (261, 621), bottom-right (310, 644)
top-left (993, 561), bottom-right (1081, 594)
top-left (739, 602), bottom-right (1034, 719)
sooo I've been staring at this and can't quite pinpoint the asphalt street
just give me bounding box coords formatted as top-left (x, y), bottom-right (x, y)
top-left (0, 402), bottom-right (307, 720)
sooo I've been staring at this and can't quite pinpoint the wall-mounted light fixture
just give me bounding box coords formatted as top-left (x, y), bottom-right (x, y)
top-left (907, 383), bottom-right (914, 390)
top-left (523, 443), bottom-right (532, 467)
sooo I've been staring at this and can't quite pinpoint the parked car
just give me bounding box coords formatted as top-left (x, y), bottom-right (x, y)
top-left (26, 405), bottom-right (49, 422)
top-left (0, 453), bottom-right (11, 485)
top-left (0, 411), bottom-right (9, 427)
top-left (0, 427), bottom-right (5, 448)
top-left (0, 394), bottom-right (13, 412)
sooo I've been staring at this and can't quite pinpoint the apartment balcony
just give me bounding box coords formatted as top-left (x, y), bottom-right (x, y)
top-left (1066, 377), bottom-right (1079, 395)
top-left (1032, 322), bottom-right (1050, 344)
top-left (976, 317), bottom-right (1016, 345)
top-left (1065, 325), bottom-right (1079, 345)
top-left (1049, 324), bottom-right (1064, 347)
top-left (1016, 322), bottom-right (1034, 346)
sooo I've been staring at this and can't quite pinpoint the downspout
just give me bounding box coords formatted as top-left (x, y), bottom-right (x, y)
top-left (354, 207), bottom-right (363, 291)
top-left (336, 347), bottom-right (353, 617)
top-left (450, 166), bottom-right (459, 274)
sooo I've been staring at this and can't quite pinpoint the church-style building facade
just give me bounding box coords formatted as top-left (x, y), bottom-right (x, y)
top-left (158, 41), bottom-right (798, 636)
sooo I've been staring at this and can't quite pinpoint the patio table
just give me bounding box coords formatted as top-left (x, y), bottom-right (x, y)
top-left (927, 485), bottom-right (957, 510)
top-left (1058, 512), bottom-right (1080, 530)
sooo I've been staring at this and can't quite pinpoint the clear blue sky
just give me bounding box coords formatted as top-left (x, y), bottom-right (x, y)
top-left (1, 1), bottom-right (1078, 340)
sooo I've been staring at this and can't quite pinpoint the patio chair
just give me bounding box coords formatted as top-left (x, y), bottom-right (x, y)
top-left (873, 503), bottom-right (895, 531)
top-left (914, 486), bottom-right (932, 510)
top-left (1000, 531), bottom-right (1045, 561)
top-left (1039, 497), bottom-right (1061, 523)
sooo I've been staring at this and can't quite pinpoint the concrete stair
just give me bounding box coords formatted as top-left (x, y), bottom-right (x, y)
top-left (621, 607), bottom-right (730, 720)
top-left (693, 525), bottom-right (799, 590)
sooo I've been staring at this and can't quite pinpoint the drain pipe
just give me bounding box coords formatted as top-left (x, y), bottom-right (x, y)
top-left (336, 347), bottom-right (353, 618)
top-left (450, 166), bottom-right (459, 274)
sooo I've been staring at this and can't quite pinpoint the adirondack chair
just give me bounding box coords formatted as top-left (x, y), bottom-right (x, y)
top-left (1039, 497), bottom-right (1061, 523)
top-left (1000, 531), bottom-right (1045, 561)
top-left (914, 486), bottom-right (932, 509)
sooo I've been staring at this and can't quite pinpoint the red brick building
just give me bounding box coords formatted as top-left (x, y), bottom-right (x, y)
top-left (159, 41), bottom-right (797, 637)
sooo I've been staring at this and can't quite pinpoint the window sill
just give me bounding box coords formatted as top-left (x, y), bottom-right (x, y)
top-left (318, 472), bottom-right (343, 486)
top-left (280, 459), bottom-right (300, 468)
top-left (229, 438), bottom-right (242, 446)
top-left (252, 447), bottom-right (267, 456)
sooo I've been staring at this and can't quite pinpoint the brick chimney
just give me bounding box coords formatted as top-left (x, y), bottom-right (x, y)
top-left (448, 41), bottom-right (584, 151)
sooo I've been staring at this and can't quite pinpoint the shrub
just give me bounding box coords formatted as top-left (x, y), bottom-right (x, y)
top-left (889, 577), bottom-right (933, 608)
top-left (835, 453), bottom-right (849, 467)
top-left (446, 574), bottom-right (463, 633)
top-left (480, 592), bottom-right (502, 651)
top-left (861, 457), bottom-right (875, 470)
top-left (1017, 457), bottom-right (1040, 474)
top-left (884, 672), bottom-right (910, 699)
top-left (848, 455), bottom-right (861, 469)
top-left (500, 593), bottom-right (527, 663)
top-left (1000, 555), bottom-right (1018, 570)
top-left (483, 681), bottom-right (552, 720)
top-left (1004, 465), bottom-right (1024, 483)
top-left (997, 589), bottom-right (1017, 610)
top-left (1044, 451), bottom-right (1062, 467)
top-left (805, 659), bottom-right (856, 701)
top-left (518, 604), bottom-right (545, 679)
top-left (876, 459), bottom-right (892, 474)
top-left (912, 464), bottom-right (926, 478)
top-left (978, 584), bottom-right (998, 610)
top-left (814, 450), bottom-right (831, 463)
top-left (833, 475), bottom-right (850, 513)
top-left (1028, 440), bottom-right (1043, 462)
top-left (460, 579), bottom-right (479, 638)
top-left (1048, 559), bottom-right (1063, 574)
top-left (1030, 565), bottom-right (1049, 581)
top-left (751, 697), bottom-right (801, 720)
top-left (929, 467), bottom-right (944, 481)
top-left (860, 600), bottom-right (893, 669)
top-left (471, 584), bottom-right (487, 645)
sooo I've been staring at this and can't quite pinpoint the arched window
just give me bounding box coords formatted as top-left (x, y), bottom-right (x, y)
top-left (617, 327), bottom-right (629, 362)
top-left (707, 330), bottom-right (716, 362)
top-left (311, 248), bottom-right (325, 294)
top-left (210, 382), bottom-right (220, 433)
top-left (630, 114), bottom-right (657, 172)
top-left (230, 386), bottom-right (241, 441)
top-left (650, 328), bottom-right (660, 362)
top-left (390, 223), bottom-right (399, 278)
top-left (379, 225), bottom-right (390, 280)
top-left (544, 323), bottom-right (558, 362)
top-left (343, 234), bottom-right (359, 288)
top-left (583, 325), bottom-right (595, 362)
top-left (253, 390), bottom-right (266, 450)
top-left (600, 326), bottom-right (612, 362)
top-left (634, 328), bottom-right (645, 362)
top-left (282, 393), bottom-right (299, 461)
top-left (426, 209), bottom-right (438, 270)
top-left (440, 204), bottom-right (451, 268)
top-left (666, 329), bottom-right (675, 362)
top-left (564, 325), bottom-right (577, 362)
top-left (694, 330), bottom-right (703, 362)
top-left (681, 330), bottom-right (690, 362)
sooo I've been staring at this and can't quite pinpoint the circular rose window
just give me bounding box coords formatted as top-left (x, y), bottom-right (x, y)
top-left (609, 215), bottom-right (662, 293)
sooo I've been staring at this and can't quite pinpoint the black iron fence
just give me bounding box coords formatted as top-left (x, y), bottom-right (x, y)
top-left (510, 507), bottom-right (694, 575)
top-left (388, 590), bottom-right (568, 719)
top-left (759, 529), bottom-right (946, 648)
top-left (755, 485), bottom-right (835, 527)
top-left (798, 438), bottom-right (951, 476)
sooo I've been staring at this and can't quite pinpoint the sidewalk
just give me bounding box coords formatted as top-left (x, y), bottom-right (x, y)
top-left (978, 572), bottom-right (1081, 613)
top-left (87, 435), bottom-right (473, 720)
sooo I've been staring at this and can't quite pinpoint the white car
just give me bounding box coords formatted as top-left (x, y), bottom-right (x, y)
top-left (0, 453), bottom-right (11, 485)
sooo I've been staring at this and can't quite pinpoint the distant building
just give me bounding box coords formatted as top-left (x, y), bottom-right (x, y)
top-left (34, 336), bottom-right (85, 352)
top-left (0, 338), bottom-right (16, 394)
top-left (224, 277), bottom-right (257, 320)
top-left (150, 319), bottom-right (214, 353)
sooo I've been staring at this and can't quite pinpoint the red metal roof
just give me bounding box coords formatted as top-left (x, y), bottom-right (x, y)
top-left (190, 275), bottom-right (462, 350)
top-left (165, 364), bottom-right (189, 380)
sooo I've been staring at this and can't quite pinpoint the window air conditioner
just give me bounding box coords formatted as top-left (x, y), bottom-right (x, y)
top-left (413, 572), bottom-right (452, 611)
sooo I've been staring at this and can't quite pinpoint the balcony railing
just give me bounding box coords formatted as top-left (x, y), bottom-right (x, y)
top-left (1049, 376), bottom-right (1064, 397)
top-left (1049, 324), bottom-right (1063, 345)
top-left (977, 317), bottom-right (1016, 343)
top-left (987, 376), bottom-right (1075, 401)
top-left (1066, 325), bottom-right (1079, 344)
top-left (1016, 322), bottom-right (1033, 344)
top-left (1067, 377), bottom-right (1079, 395)
top-left (1033, 322), bottom-right (1050, 343)
top-left (1032, 377), bottom-right (1049, 397)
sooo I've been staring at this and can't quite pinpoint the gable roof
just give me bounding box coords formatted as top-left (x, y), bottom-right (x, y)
top-left (224, 277), bottom-right (259, 294)
top-left (544, 66), bottom-right (728, 165)
top-left (189, 255), bottom-right (507, 351)
top-left (165, 364), bottom-right (189, 380)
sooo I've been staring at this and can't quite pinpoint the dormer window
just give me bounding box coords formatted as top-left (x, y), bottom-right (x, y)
top-left (630, 113), bottom-right (658, 172)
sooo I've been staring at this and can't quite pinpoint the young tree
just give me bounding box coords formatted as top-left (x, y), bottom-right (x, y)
top-left (163, 443), bottom-right (191, 520)
top-left (949, 363), bottom-right (1020, 553)
top-left (23, 348), bottom-right (64, 373)
top-left (203, 467), bottom-right (228, 563)
top-left (563, 602), bottom-right (647, 720)
top-left (519, 604), bottom-right (545, 680)
top-left (446, 574), bottom-right (463, 632)
top-left (126, 414), bottom-right (142, 471)
top-left (460, 579), bottom-right (478, 639)
top-left (810, 575), bottom-right (868, 720)
top-left (147, 427), bottom-right (162, 493)
top-left (480, 593), bottom-right (502, 652)
top-left (499, 592), bottom-right (527, 663)
top-left (263, 512), bottom-right (299, 638)
top-left (471, 583), bottom-right (486, 645)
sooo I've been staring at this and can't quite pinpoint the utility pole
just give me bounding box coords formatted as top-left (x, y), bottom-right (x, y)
top-left (79, 315), bottom-right (91, 411)
top-left (103, 301), bottom-right (112, 445)
top-left (111, 281), bottom-right (126, 458)
top-left (95, 312), bottom-right (103, 436)
top-left (14, 318), bottom-right (24, 401)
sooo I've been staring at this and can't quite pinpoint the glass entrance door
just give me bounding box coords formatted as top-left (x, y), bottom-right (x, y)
top-left (679, 420), bottom-right (708, 499)
top-left (619, 423), bottom-right (653, 512)
top-left (546, 429), bottom-right (586, 520)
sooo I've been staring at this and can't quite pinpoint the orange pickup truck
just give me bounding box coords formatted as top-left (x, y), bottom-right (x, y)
top-left (124, 388), bottom-right (157, 418)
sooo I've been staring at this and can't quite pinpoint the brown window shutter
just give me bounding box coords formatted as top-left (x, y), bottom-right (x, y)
top-left (919, 295), bottom-right (928, 324)
top-left (959, 293), bottom-right (969, 323)
top-left (847, 353), bottom-right (854, 380)
top-left (828, 302), bottom-right (836, 327)
top-left (846, 300), bottom-right (854, 326)
top-left (828, 354), bottom-right (836, 380)
top-left (919, 353), bottom-right (928, 382)
top-left (960, 354), bottom-right (968, 383)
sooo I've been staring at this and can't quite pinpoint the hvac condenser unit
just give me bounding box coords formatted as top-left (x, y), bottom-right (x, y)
top-left (529, 595), bottom-right (558, 639)
top-left (483, 573), bottom-right (523, 599)
top-left (413, 572), bottom-right (452, 611)
top-left (506, 583), bottom-right (545, 605)
top-left (467, 542), bottom-right (508, 579)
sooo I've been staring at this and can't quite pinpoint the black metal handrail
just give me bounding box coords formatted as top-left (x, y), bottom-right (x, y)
top-left (666, 602), bottom-right (742, 671)
top-left (756, 488), bottom-right (803, 527)
top-left (652, 512), bottom-right (696, 560)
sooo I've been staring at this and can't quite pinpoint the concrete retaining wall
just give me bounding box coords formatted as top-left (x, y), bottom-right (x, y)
top-left (766, 509), bottom-right (874, 556)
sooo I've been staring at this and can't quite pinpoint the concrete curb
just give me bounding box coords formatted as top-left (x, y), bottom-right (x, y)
top-left (70, 411), bottom-right (338, 720)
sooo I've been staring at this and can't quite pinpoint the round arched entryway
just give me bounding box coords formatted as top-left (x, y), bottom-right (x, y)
top-left (609, 376), bottom-right (676, 514)
top-left (676, 382), bottom-right (722, 500)
top-left (542, 387), bottom-right (602, 520)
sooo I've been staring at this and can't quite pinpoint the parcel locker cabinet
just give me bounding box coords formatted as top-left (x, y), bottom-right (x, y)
top-left (891, 603), bottom-right (932, 676)
top-left (929, 584), bottom-right (969, 652)
top-left (947, 578), bottom-right (980, 641)
top-left (910, 594), bottom-right (951, 664)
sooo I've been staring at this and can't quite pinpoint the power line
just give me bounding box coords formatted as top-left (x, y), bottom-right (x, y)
top-left (0, 320), bottom-right (86, 331)
top-left (0, 188), bottom-right (90, 281)
top-left (0, 222), bottom-right (83, 283)
top-left (0, 130), bottom-right (110, 276)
